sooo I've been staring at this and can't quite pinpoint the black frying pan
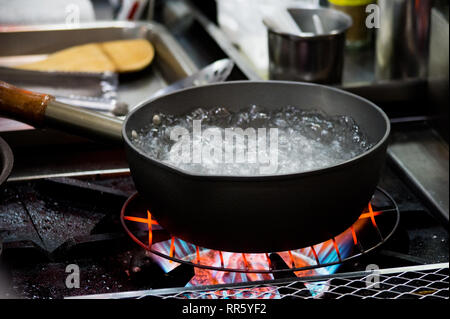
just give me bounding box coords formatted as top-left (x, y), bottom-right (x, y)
top-left (0, 136), bottom-right (13, 260)
top-left (0, 81), bottom-right (390, 252)
top-left (0, 136), bottom-right (13, 189)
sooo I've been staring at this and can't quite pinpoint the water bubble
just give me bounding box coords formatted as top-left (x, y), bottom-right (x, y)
top-left (131, 105), bottom-right (373, 176)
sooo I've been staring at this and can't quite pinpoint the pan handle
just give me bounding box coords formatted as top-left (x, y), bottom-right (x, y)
top-left (0, 80), bottom-right (123, 143)
top-left (0, 80), bottom-right (53, 125)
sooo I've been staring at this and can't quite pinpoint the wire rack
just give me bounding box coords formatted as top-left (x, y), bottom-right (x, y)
top-left (161, 264), bottom-right (449, 300)
top-left (69, 263), bottom-right (449, 299)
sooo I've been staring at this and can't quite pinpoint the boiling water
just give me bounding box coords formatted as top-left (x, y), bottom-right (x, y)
top-left (131, 105), bottom-right (372, 176)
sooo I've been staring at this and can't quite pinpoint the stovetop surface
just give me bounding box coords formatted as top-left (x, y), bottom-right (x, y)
top-left (0, 163), bottom-right (448, 299)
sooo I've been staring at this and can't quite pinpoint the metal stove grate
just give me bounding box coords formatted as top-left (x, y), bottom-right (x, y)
top-left (120, 187), bottom-right (400, 274)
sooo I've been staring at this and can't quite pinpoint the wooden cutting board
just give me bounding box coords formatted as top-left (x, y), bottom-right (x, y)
top-left (15, 39), bottom-right (155, 73)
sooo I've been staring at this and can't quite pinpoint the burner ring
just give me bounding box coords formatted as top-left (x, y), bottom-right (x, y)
top-left (121, 187), bottom-right (400, 274)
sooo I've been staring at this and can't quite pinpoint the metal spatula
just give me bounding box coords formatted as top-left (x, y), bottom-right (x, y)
top-left (151, 58), bottom-right (235, 99)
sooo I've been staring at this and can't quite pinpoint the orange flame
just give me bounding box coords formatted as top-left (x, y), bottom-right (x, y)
top-left (196, 246), bottom-right (200, 263)
top-left (219, 251), bottom-right (224, 267)
top-left (265, 253), bottom-right (272, 269)
top-left (350, 225), bottom-right (358, 245)
top-left (123, 215), bottom-right (159, 225)
top-left (169, 237), bottom-right (175, 263)
top-left (310, 245), bottom-right (320, 265)
top-left (367, 202), bottom-right (379, 228)
top-left (331, 238), bottom-right (342, 262)
top-left (288, 250), bottom-right (296, 268)
top-left (147, 210), bottom-right (152, 248)
top-left (242, 253), bottom-right (249, 269)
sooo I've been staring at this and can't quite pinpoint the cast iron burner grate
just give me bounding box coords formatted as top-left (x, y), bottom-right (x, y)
top-left (120, 187), bottom-right (400, 274)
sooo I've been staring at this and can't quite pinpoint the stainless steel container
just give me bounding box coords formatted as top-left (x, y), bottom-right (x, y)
top-left (375, 0), bottom-right (433, 80)
top-left (267, 7), bottom-right (352, 84)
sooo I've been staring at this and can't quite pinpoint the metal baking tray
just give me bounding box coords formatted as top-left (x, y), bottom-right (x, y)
top-left (0, 21), bottom-right (199, 181)
top-left (0, 21), bottom-right (198, 135)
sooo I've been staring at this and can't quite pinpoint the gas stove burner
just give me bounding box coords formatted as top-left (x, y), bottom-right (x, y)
top-left (120, 188), bottom-right (399, 274)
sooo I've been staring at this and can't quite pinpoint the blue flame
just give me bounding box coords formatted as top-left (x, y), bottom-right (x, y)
top-left (149, 225), bottom-right (357, 299)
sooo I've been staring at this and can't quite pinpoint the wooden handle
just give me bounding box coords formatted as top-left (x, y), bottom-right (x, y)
top-left (0, 80), bottom-right (55, 126)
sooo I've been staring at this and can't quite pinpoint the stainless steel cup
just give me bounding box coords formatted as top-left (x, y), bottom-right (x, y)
top-left (375, 0), bottom-right (433, 80)
top-left (267, 7), bottom-right (352, 84)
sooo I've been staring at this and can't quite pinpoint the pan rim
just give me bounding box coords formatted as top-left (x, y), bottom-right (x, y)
top-left (123, 80), bottom-right (391, 181)
top-left (0, 136), bottom-right (13, 186)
